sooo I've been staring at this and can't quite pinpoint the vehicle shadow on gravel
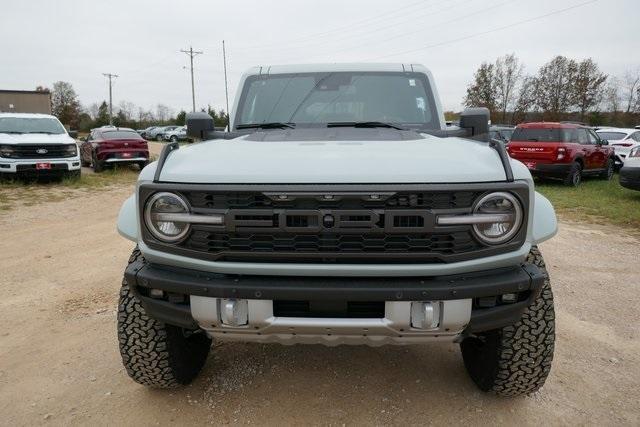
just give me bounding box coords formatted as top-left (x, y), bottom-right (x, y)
top-left (142, 341), bottom-right (532, 422)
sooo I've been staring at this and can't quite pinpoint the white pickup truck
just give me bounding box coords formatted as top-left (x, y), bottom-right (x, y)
top-left (116, 63), bottom-right (558, 396)
top-left (0, 113), bottom-right (80, 178)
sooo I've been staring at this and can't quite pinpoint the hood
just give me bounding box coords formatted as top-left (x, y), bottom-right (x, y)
top-left (153, 128), bottom-right (510, 184)
top-left (0, 132), bottom-right (75, 145)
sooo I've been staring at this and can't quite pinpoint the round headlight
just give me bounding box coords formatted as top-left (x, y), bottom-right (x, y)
top-left (472, 192), bottom-right (523, 245)
top-left (144, 192), bottom-right (191, 242)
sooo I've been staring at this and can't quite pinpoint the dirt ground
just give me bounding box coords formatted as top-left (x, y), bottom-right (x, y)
top-left (0, 180), bottom-right (639, 426)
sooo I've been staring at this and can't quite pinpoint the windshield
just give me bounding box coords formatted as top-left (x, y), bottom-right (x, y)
top-left (0, 117), bottom-right (66, 134)
top-left (511, 128), bottom-right (574, 142)
top-left (235, 72), bottom-right (439, 130)
top-left (101, 130), bottom-right (143, 140)
top-left (596, 131), bottom-right (627, 141)
top-left (499, 129), bottom-right (514, 140)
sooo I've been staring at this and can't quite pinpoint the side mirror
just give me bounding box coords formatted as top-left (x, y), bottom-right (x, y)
top-left (68, 130), bottom-right (78, 139)
top-left (459, 107), bottom-right (490, 142)
top-left (600, 139), bottom-right (609, 146)
top-left (186, 112), bottom-right (215, 140)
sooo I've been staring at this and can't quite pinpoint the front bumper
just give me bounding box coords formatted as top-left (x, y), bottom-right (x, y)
top-left (619, 166), bottom-right (640, 191)
top-left (124, 258), bottom-right (546, 345)
top-left (0, 157), bottom-right (80, 174)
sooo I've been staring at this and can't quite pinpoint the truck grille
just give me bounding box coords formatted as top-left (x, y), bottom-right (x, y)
top-left (4, 144), bottom-right (77, 159)
top-left (140, 184), bottom-right (529, 264)
top-left (185, 230), bottom-right (480, 263)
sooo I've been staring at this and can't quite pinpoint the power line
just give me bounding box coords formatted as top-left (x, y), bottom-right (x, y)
top-left (370, 0), bottom-right (600, 60)
top-left (102, 73), bottom-right (118, 125)
top-left (230, 0), bottom-right (436, 52)
top-left (180, 46), bottom-right (203, 112)
top-left (324, 0), bottom-right (518, 59)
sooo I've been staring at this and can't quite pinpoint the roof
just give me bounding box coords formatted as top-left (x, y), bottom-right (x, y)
top-left (595, 127), bottom-right (637, 134)
top-left (516, 122), bottom-right (587, 129)
top-left (0, 112), bottom-right (56, 119)
top-left (243, 63), bottom-right (430, 75)
top-left (0, 89), bottom-right (50, 95)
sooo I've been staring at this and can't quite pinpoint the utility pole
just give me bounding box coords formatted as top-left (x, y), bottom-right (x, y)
top-left (102, 73), bottom-right (118, 125)
top-left (222, 40), bottom-right (230, 121)
top-left (180, 46), bottom-right (203, 112)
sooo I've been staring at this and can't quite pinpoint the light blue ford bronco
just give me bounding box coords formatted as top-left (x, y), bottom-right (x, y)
top-left (116, 63), bottom-right (557, 396)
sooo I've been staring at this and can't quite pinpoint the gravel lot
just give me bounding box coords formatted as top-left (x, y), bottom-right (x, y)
top-left (0, 181), bottom-right (639, 426)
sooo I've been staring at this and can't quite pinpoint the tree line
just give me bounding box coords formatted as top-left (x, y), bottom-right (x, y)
top-left (461, 54), bottom-right (640, 127)
top-left (42, 81), bottom-right (229, 132)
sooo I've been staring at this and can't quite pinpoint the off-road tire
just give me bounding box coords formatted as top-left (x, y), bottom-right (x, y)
top-left (563, 162), bottom-right (582, 187)
top-left (137, 161), bottom-right (148, 171)
top-left (117, 248), bottom-right (211, 388)
top-left (170, 135), bottom-right (178, 142)
top-left (600, 158), bottom-right (614, 180)
top-left (460, 246), bottom-right (555, 396)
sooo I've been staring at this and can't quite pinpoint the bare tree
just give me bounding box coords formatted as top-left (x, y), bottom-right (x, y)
top-left (511, 76), bottom-right (538, 124)
top-left (572, 58), bottom-right (607, 121)
top-left (117, 101), bottom-right (136, 121)
top-left (156, 104), bottom-right (170, 122)
top-left (463, 62), bottom-right (497, 114)
top-left (494, 53), bottom-right (523, 123)
top-left (535, 56), bottom-right (578, 121)
top-left (87, 102), bottom-right (100, 120)
top-left (51, 81), bottom-right (81, 127)
top-left (621, 69), bottom-right (640, 113)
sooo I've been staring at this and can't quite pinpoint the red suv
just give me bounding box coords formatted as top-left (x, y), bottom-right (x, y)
top-left (507, 122), bottom-right (615, 186)
top-left (80, 127), bottom-right (149, 172)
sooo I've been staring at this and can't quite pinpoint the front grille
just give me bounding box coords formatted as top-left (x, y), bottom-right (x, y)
top-left (140, 184), bottom-right (529, 264)
top-left (186, 231), bottom-right (479, 258)
top-left (4, 144), bottom-right (76, 159)
top-left (180, 189), bottom-right (485, 263)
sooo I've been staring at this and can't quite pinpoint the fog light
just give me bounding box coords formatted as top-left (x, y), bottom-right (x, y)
top-left (149, 288), bottom-right (164, 298)
top-left (410, 301), bottom-right (440, 329)
top-left (501, 293), bottom-right (518, 303)
top-left (220, 299), bottom-right (248, 326)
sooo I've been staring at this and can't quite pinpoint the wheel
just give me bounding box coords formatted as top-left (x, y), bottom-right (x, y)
top-left (92, 155), bottom-right (104, 173)
top-left (156, 135), bottom-right (164, 141)
top-left (460, 246), bottom-right (555, 397)
top-left (65, 169), bottom-right (81, 180)
top-left (600, 158), bottom-right (614, 180)
top-left (563, 162), bottom-right (582, 187)
top-left (170, 135), bottom-right (178, 142)
top-left (118, 248), bottom-right (211, 388)
top-left (137, 161), bottom-right (148, 170)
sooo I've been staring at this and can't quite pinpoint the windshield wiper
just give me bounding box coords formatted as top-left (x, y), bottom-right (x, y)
top-left (26, 131), bottom-right (58, 134)
top-left (327, 121), bottom-right (406, 130)
top-left (236, 122), bottom-right (295, 130)
top-left (0, 131), bottom-right (23, 134)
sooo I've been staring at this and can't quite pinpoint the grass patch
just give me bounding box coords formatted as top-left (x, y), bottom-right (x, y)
top-left (0, 166), bottom-right (138, 211)
top-left (537, 175), bottom-right (640, 228)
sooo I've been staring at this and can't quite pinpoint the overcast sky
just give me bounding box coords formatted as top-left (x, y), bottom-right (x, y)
top-left (1, 0), bottom-right (638, 114)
